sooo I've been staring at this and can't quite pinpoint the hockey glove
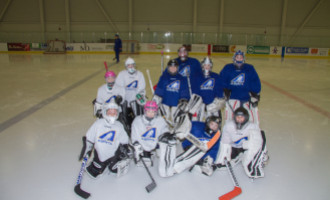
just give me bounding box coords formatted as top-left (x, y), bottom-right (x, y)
top-left (115, 95), bottom-right (123, 105)
top-left (249, 92), bottom-right (260, 107)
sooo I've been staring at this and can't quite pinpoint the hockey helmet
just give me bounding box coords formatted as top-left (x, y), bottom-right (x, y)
top-left (201, 57), bottom-right (213, 76)
top-left (233, 50), bottom-right (245, 69)
top-left (234, 107), bottom-right (249, 130)
top-left (125, 57), bottom-right (136, 74)
top-left (167, 59), bottom-right (179, 75)
top-left (205, 115), bottom-right (221, 135)
top-left (178, 46), bottom-right (188, 61)
top-left (102, 99), bottom-right (119, 124)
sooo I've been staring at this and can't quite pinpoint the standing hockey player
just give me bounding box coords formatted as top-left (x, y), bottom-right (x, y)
top-left (113, 33), bottom-right (122, 63)
top-left (115, 57), bottom-right (147, 131)
top-left (175, 46), bottom-right (203, 95)
top-left (218, 50), bottom-right (261, 123)
top-left (78, 100), bottom-right (131, 179)
top-left (152, 59), bottom-right (190, 126)
top-left (93, 70), bottom-right (125, 118)
top-left (131, 100), bottom-right (169, 167)
top-left (191, 57), bottom-right (225, 121)
top-left (215, 107), bottom-right (268, 179)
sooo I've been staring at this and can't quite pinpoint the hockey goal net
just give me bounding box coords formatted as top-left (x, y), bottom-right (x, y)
top-left (121, 40), bottom-right (140, 54)
top-left (44, 39), bottom-right (66, 54)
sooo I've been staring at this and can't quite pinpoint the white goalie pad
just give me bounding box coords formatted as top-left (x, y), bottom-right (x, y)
top-left (225, 100), bottom-right (259, 124)
top-left (173, 114), bottom-right (192, 140)
top-left (173, 145), bottom-right (205, 174)
top-left (242, 130), bottom-right (265, 178)
top-left (206, 98), bottom-right (225, 113)
top-left (93, 101), bottom-right (102, 115)
top-left (114, 159), bottom-right (131, 178)
top-left (186, 94), bottom-right (203, 115)
top-left (158, 141), bottom-right (177, 177)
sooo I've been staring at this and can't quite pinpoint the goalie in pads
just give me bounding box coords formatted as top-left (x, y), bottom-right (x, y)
top-left (158, 115), bottom-right (221, 177)
top-left (215, 107), bottom-right (268, 179)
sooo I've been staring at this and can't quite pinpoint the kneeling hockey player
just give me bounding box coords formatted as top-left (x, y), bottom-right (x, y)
top-left (79, 100), bottom-right (132, 179)
top-left (215, 107), bottom-right (268, 179)
top-left (131, 100), bottom-right (169, 167)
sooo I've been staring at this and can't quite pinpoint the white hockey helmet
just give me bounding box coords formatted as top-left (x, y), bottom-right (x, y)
top-left (125, 57), bottom-right (136, 74)
top-left (201, 57), bottom-right (213, 76)
top-left (102, 99), bottom-right (119, 124)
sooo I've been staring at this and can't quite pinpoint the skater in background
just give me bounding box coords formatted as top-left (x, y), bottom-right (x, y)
top-left (131, 101), bottom-right (169, 167)
top-left (218, 50), bottom-right (261, 124)
top-left (78, 100), bottom-right (132, 179)
top-left (93, 70), bottom-right (125, 118)
top-left (115, 57), bottom-right (147, 134)
top-left (214, 107), bottom-right (268, 179)
top-left (113, 33), bottom-right (122, 63)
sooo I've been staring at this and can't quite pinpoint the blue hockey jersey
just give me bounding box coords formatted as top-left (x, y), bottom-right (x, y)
top-left (218, 63), bottom-right (261, 101)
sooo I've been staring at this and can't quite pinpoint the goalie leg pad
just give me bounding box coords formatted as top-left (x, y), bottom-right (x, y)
top-left (158, 133), bottom-right (177, 177)
top-left (186, 94), bottom-right (203, 115)
top-left (242, 130), bottom-right (266, 178)
top-left (130, 100), bottom-right (144, 116)
top-left (173, 145), bottom-right (205, 174)
top-left (86, 151), bottom-right (108, 179)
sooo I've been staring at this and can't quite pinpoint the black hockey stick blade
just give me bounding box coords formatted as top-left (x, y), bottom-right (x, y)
top-left (145, 181), bottom-right (157, 193)
top-left (74, 184), bottom-right (91, 199)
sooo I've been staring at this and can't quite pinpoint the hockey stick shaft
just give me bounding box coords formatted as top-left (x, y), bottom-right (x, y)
top-left (161, 51), bottom-right (164, 72)
top-left (104, 61), bottom-right (109, 71)
top-left (219, 159), bottom-right (242, 200)
top-left (140, 155), bottom-right (157, 193)
top-left (74, 155), bottom-right (91, 199)
top-left (146, 69), bottom-right (154, 95)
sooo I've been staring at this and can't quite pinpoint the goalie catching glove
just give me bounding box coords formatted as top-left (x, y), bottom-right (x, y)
top-left (249, 92), bottom-right (260, 108)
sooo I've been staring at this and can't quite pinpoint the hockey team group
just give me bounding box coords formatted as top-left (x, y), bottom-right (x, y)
top-left (75, 46), bottom-right (269, 198)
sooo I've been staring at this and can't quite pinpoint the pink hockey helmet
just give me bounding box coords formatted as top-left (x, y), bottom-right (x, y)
top-left (104, 71), bottom-right (116, 79)
top-left (144, 100), bottom-right (158, 112)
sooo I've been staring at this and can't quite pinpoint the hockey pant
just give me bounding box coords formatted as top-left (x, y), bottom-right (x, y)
top-left (86, 145), bottom-right (131, 178)
top-left (225, 99), bottom-right (259, 124)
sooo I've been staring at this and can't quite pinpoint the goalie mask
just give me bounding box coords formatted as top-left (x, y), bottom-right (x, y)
top-left (102, 100), bottom-right (119, 124)
top-left (201, 57), bottom-right (213, 77)
top-left (125, 57), bottom-right (136, 74)
top-left (144, 100), bottom-right (158, 121)
top-left (205, 116), bottom-right (221, 136)
top-left (233, 50), bottom-right (245, 70)
top-left (178, 46), bottom-right (188, 62)
top-left (167, 59), bottom-right (179, 76)
top-left (234, 107), bottom-right (249, 130)
top-left (104, 71), bottom-right (116, 90)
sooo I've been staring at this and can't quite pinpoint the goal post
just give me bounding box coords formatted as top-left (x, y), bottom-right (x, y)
top-left (44, 39), bottom-right (66, 54)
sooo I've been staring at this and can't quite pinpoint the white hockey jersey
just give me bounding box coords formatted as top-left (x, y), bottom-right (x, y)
top-left (86, 119), bottom-right (129, 162)
top-left (221, 120), bottom-right (260, 148)
top-left (96, 84), bottom-right (125, 104)
top-left (115, 70), bottom-right (146, 104)
top-left (131, 115), bottom-right (169, 152)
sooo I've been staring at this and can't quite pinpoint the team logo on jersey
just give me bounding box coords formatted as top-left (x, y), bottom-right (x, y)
top-left (98, 130), bottom-right (116, 144)
top-left (200, 78), bottom-right (215, 90)
top-left (166, 80), bottom-right (180, 92)
top-left (141, 128), bottom-right (156, 141)
top-left (179, 65), bottom-right (191, 77)
top-left (230, 73), bottom-right (245, 86)
top-left (105, 95), bottom-right (116, 103)
top-left (126, 80), bottom-right (138, 90)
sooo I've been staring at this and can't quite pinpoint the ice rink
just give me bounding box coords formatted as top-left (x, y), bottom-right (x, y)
top-left (0, 53), bottom-right (329, 200)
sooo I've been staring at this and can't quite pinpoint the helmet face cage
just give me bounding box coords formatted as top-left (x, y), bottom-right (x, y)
top-left (144, 101), bottom-right (158, 120)
top-left (234, 107), bottom-right (249, 130)
top-left (201, 57), bottom-right (213, 76)
top-left (125, 58), bottom-right (136, 74)
top-left (105, 71), bottom-right (116, 90)
top-left (205, 116), bottom-right (221, 135)
top-left (178, 47), bottom-right (188, 61)
top-left (102, 101), bottom-right (119, 124)
top-left (233, 50), bottom-right (245, 69)
top-left (167, 59), bottom-right (179, 75)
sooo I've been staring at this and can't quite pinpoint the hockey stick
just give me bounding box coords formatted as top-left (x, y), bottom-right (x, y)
top-left (146, 69), bottom-right (154, 95)
top-left (185, 130), bottom-right (221, 153)
top-left (140, 155), bottom-right (157, 193)
top-left (104, 61), bottom-right (109, 72)
top-left (218, 159), bottom-right (242, 200)
top-left (161, 50), bottom-right (164, 72)
top-left (74, 154), bottom-right (91, 199)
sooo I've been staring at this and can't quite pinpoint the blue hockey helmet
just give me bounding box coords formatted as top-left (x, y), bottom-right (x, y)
top-left (233, 50), bottom-right (245, 69)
